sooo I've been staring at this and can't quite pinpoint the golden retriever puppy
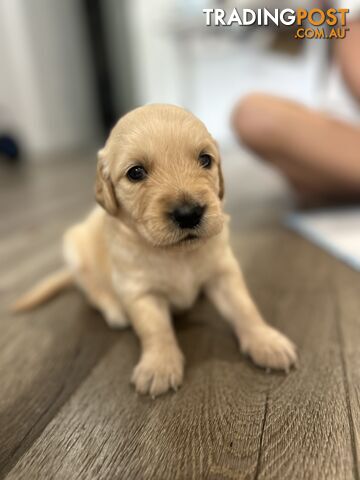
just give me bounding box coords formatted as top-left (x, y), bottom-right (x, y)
top-left (13, 104), bottom-right (297, 396)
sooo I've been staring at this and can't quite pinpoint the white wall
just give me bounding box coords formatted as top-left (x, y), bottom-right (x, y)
top-left (103, 0), bottom-right (185, 109)
top-left (105, 0), bottom-right (325, 145)
top-left (0, 0), bottom-right (101, 157)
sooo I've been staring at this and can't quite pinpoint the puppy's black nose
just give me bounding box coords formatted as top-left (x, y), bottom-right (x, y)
top-left (171, 203), bottom-right (205, 229)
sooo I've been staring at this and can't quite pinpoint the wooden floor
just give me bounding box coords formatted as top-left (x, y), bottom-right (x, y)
top-left (1, 152), bottom-right (360, 480)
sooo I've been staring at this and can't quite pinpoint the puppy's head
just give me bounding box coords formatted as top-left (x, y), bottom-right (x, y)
top-left (96, 104), bottom-right (225, 248)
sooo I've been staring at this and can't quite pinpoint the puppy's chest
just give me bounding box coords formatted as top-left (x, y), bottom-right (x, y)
top-left (150, 256), bottom-right (206, 310)
top-left (116, 249), bottom-right (209, 310)
top-left (166, 266), bottom-right (203, 310)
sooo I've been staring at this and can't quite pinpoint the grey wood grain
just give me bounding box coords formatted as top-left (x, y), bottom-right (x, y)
top-left (0, 156), bottom-right (116, 477)
top-left (0, 290), bottom-right (118, 478)
top-left (333, 267), bottom-right (360, 480)
top-left (236, 232), bottom-right (357, 480)
top-left (3, 299), bottom-right (269, 480)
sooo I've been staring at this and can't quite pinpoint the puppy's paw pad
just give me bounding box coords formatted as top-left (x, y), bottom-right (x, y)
top-left (131, 350), bottom-right (184, 397)
top-left (241, 326), bottom-right (297, 372)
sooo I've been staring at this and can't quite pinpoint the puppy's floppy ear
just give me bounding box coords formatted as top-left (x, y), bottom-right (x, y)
top-left (95, 149), bottom-right (119, 216)
top-left (218, 161), bottom-right (225, 200)
top-left (212, 138), bottom-right (225, 200)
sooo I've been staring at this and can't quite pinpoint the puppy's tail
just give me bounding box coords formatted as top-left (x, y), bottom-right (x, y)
top-left (10, 268), bottom-right (73, 313)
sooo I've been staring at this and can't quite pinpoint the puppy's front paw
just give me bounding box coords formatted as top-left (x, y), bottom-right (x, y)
top-left (131, 348), bottom-right (184, 397)
top-left (241, 326), bottom-right (297, 372)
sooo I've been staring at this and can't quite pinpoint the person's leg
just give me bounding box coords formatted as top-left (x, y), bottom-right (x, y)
top-left (335, 19), bottom-right (360, 102)
top-left (232, 93), bottom-right (360, 200)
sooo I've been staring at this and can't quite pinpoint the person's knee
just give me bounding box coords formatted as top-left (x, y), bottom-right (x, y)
top-left (231, 93), bottom-right (285, 154)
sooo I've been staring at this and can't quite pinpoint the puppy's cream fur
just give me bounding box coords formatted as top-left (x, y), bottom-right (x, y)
top-left (13, 104), bottom-right (297, 396)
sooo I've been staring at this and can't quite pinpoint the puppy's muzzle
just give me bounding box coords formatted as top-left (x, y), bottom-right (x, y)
top-left (170, 202), bottom-right (206, 229)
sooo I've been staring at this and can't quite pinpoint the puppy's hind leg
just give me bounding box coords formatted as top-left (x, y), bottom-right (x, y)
top-left (71, 264), bottom-right (129, 329)
top-left (63, 229), bottom-right (129, 330)
top-left (91, 290), bottom-right (129, 330)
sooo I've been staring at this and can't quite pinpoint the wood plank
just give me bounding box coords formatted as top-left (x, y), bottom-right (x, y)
top-left (238, 231), bottom-right (355, 480)
top-left (0, 201), bottom-right (89, 271)
top-left (0, 185), bottom-right (92, 236)
top-left (0, 289), bottom-right (118, 478)
top-left (258, 291), bottom-right (354, 480)
top-left (0, 157), bottom-right (117, 477)
top-left (5, 230), bottom-right (356, 480)
top-left (3, 298), bottom-right (270, 480)
top-left (0, 155), bottom-right (95, 235)
top-left (333, 266), bottom-right (360, 480)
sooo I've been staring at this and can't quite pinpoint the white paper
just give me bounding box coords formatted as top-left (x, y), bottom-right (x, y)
top-left (286, 207), bottom-right (360, 271)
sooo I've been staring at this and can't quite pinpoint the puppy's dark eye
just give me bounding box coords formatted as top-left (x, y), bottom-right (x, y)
top-left (199, 153), bottom-right (212, 169)
top-left (126, 165), bottom-right (147, 182)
